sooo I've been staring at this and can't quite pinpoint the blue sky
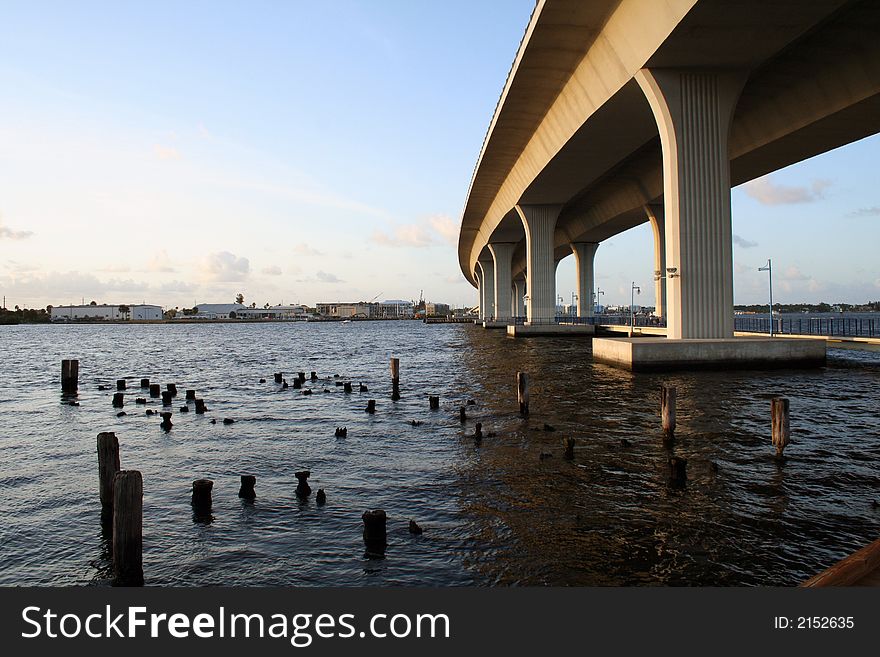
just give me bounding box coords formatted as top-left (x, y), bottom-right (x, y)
top-left (1, 1), bottom-right (878, 310)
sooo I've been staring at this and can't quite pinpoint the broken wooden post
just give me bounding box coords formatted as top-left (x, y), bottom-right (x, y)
top-left (274, 372), bottom-right (283, 383)
top-left (149, 384), bottom-right (160, 398)
top-left (185, 389), bottom-right (196, 401)
top-left (517, 372), bottom-right (529, 416)
top-left (295, 470), bottom-right (311, 498)
top-left (166, 383), bottom-right (177, 397)
top-left (661, 385), bottom-right (676, 438)
top-left (390, 357), bottom-right (400, 400)
top-left (362, 509), bottom-right (387, 554)
top-left (298, 372), bottom-right (306, 383)
top-left (668, 456), bottom-right (688, 487)
top-left (140, 378), bottom-right (150, 388)
top-left (112, 470), bottom-right (143, 586)
top-left (112, 392), bottom-right (124, 408)
top-left (316, 489), bottom-right (326, 504)
top-left (563, 437), bottom-right (575, 460)
top-left (192, 479), bottom-right (213, 511)
top-left (460, 406), bottom-right (467, 423)
top-left (310, 371), bottom-right (317, 380)
top-left (61, 359), bottom-right (79, 392)
top-left (772, 397), bottom-right (790, 457)
top-left (161, 391), bottom-right (173, 406)
top-left (239, 475), bottom-right (256, 500)
top-left (429, 395), bottom-right (439, 410)
top-left (116, 379), bottom-right (126, 391)
top-left (344, 382), bottom-right (352, 393)
top-left (159, 411), bottom-right (173, 430)
top-left (366, 399), bottom-right (376, 414)
top-left (97, 432), bottom-right (120, 515)
top-left (194, 399), bottom-right (207, 414)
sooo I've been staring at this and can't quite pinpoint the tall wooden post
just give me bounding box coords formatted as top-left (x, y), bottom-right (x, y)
top-left (112, 470), bottom-right (143, 586)
top-left (517, 372), bottom-right (529, 416)
top-left (97, 432), bottom-right (120, 511)
top-left (772, 397), bottom-right (790, 457)
top-left (390, 357), bottom-right (400, 400)
top-left (61, 359), bottom-right (79, 392)
top-left (661, 385), bottom-right (676, 437)
top-left (429, 395), bottom-right (439, 410)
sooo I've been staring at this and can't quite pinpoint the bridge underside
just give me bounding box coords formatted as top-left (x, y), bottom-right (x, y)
top-left (458, 0), bottom-right (878, 366)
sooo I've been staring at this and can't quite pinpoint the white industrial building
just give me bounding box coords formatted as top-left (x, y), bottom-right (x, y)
top-left (51, 304), bottom-right (164, 321)
top-left (237, 304), bottom-right (308, 320)
top-left (189, 303), bottom-right (247, 319)
top-left (379, 300), bottom-right (414, 317)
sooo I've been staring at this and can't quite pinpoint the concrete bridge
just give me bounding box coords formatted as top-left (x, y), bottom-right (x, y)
top-left (457, 0), bottom-right (879, 369)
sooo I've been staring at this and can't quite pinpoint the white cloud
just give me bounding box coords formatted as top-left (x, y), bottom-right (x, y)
top-left (783, 266), bottom-right (809, 281)
top-left (200, 251), bottom-right (250, 281)
top-left (147, 250), bottom-right (175, 273)
top-left (316, 270), bottom-right (343, 283)
top-left (847, 206), bottom-right (880, 218)
top-left (428, 214), bottom-right (459, 246)
top-left (153, 144), bottom-right (181, 161)
top-left (732, 234), bottom-right (758, 248)
top-left (743, 176), bottom-right (831, 205)
top-left (261, 265), bottom-right (282, 276)
top-left (371, 224), bottom-right (434, 248)
top-left (293, 243), bottom-right (323, 256)
top-left (0, 217), bottom-right (33, 240)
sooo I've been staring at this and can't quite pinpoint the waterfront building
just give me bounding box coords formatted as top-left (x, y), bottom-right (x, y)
top-left (425, 302), bottom-right (450, 316)
top-left (190, 303), bottom-right (246, 319)
top-left (50, 303), bottom-right (163, 321)
top-left (237, 304), bottom-right (308, 320)
top-left (379, 299), bottom-right (414, 318)
top-left (316, 302), bottom-right (379, 318)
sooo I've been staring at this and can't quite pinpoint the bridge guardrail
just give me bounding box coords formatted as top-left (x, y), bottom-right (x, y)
top-left (735, 316), bottom-right (878, 338)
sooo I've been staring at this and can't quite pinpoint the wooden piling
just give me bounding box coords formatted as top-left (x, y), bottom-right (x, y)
top-left (161, 390), bottom-right (173, 406)
top-left (116, 379), bottom-right (126, 391)
top-left (293, 378), bottom-right (302, 389)
top-left (429, 395), bottom-right (439, 410)
top-left (149, 384), bottom-right (160, 398)
top-left (460, 406), bottom-right (467, 423)
top-left (185, 389), bottom-right (196, 401)
top-left (112, 470), bottom-right (143, 586)
top-left (274, 372), bottom-right (283, 383)
top-left (112, 392), bottom-right (125, 408)
top-left (310, 371), bottom-right (317, 380)
top-left (366, 399), bottom-right (376, 414)
top-left (192, 479), bottom-right (213, 510)
top-left (166, 383), bottom-right (177, 397)
top-left (344, 382), bottom-right (352, 393)
top-left (194, 399), bottom-right (207, 414)
top-left (661, 385), bottom-right (676, 437)
top-left (390, 357), bottom-right (401, 400)
top-left (668, 456), bottom-right (687, 486)
top-left (517, 372), bottom-right (529, 416)
top-left (97, 432), bottom-right (120, 510)
top-left (294, 470), bottom-right (311, 498)
top-left (362, 509), bottom-right (387, 550)
top-left (159, 411), bottom-right (173, 430)
top-left (772, 397), bottom-right (790, 457)
top-left (563, 437), bottom-right (575, 460)
top-left (239, 475), bottom-right (256, 500)
top-left (61, 359), bottom-right (79, 392)
top-left (298, 372), bottom-right (306, 383)
top-left (140, 378), bottom-right (150, 388)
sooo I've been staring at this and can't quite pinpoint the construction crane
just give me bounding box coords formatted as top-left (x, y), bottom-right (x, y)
top-left (369, 292), bottom-right (383, 303)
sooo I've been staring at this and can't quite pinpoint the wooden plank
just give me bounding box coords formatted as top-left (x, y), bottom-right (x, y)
top-left (801, 537), bottom-right (880, 587)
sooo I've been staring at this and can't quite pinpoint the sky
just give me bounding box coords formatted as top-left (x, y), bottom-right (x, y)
top-left (1, 1), bottom-right (878, 311)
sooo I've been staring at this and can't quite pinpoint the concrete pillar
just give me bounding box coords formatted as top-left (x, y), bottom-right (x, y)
top-left (636, 69), bottom-right (746, 339)
top-left (477, 258), bottom-right (495, 320)
top-left (488, 243), bottom-right (515, 321)
top-left (474, 268), bottom-right (484, 320)
top-left (570, 242), bottom-right (598, 317)
top-left (513, 277), bottom-right (526, 318)
top-left (645, 204), bottom-right (666, 319)
top-left (515, 204), bottom-right (561, 324)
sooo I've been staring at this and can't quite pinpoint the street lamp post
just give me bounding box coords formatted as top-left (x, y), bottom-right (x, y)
top-left (758, 259), bottom-right (773, 337)
top-left (630, 282), bottom-right (641, 334)
top-left (595, 287), bottom-right (604, 314)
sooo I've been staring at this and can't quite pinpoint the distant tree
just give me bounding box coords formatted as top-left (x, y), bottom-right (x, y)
top-left (250, 302), bottom-right (256, 308)
top-left (164, 308), bottom-right (177, 320)
top-left (46, 304), bottom-right (53, 313)
top-left (192, 306), bottom-right (199, 315)
top-left (118, 304), bottom-right (130, 320)
top-left (235, 293), bottom-right (244, 305)
top-left (90, 300), bottom-right (97, 306)
top-left (14, 305), bottom-right (20, 311)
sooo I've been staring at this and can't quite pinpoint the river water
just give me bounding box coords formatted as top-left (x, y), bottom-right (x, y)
top-left (1, 322), bottom-right (878, 586)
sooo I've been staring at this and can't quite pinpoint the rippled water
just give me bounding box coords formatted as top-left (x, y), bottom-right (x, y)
top-left (1, 322), bottom-right (879, 586)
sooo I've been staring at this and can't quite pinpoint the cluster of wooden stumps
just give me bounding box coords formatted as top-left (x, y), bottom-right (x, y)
top-left (515, 371), bottom-right (793, 487)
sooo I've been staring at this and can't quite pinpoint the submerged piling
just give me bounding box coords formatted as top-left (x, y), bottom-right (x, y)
top-left (161, 391), bottom-right (173, 406)
top-left (772, 397), bottom-right (790, 457)
top-left (295, 471), bottom-right (311, 498)
top-left (563, 437), bottom-right (575, 460)
top-left (112, 392), bottom-right (125, 408)
top-left (112, 470), bottom-right (143, 586)
top-left (390, 357), bottom-right (400, 400)
top-left (140, 378), bottom-right (150, 388)
top-left (365, 399), bottom-right (376, 414)
top-left (192, 479), bottom-right (213, 511)
top-left (185, 389), bottom-right (196, 401)
top-left (429, 395), bottom-right (439, 410)
top-left (61, 359), bottom-right (79, 393)
top-left (149, 384), bottom-right (160, 398)
top-left (517, 372), bottom-right (529, 416)
top-left (116, 379), bottom-right (126, 391)
top-left (239, 475), bottom-right (256, 500)
top-left (166, 383), bottom-right (177, 397)
top-left (274, 372), bottom-right (283, 383)
top-left (362, 509), bottom-right (387, 555)
top-left (668, 456), bottom-right (688, 487)
top-left (661, 385), bottom-right (676, 438)
top-left (97, 432), bottom-right (120, 513)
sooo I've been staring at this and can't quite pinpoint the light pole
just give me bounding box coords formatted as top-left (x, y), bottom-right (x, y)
top-left (595, 287), bottom-right (604, 314)
top-left (758, 259), bottom-right (773, 337)
top-left (630, 282), bottom-right (641, 334)
top-left (571, 292), bottom-right (578, 317)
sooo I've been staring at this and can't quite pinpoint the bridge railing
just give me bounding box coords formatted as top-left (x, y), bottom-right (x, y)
top-left (735, 316), bottom-right (879, 338)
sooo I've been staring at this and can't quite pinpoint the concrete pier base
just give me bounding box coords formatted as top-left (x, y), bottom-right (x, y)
top-left (507, 324), bottom-right (596, 337)
top-left (592, 337), bottom-right (826, 371)
top-left (483, 321), bottom-right (509, 329)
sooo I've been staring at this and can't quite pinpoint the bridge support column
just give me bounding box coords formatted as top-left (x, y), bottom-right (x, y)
top-left (489, 243), bottom-right (515, 322)
top-left (515, 204), bottom-right (562, 324)
top-left (645, 204), bottom-right (666, 319)
top-left (570, 242), bottom-right (598, 318)
top-left (513, 276), bottom-right (526, 319)
top-left (636, 69), bottom-right (746, 339)
top-left (477, 258), bottom-right (495, 321)
top-left (474, 268), bottom-right (484, 320)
